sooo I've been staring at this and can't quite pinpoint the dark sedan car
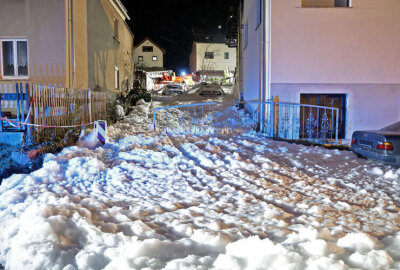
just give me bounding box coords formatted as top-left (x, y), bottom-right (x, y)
top-left (351, 130), bottom-right (400, 166)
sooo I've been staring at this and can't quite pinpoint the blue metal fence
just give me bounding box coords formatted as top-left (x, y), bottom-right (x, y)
top-left (0, 83), bottom-right (30, 134)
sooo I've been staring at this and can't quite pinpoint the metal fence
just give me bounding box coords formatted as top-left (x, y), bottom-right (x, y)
top-left (153, 102), bottom-right (217, 134)
top-left (0, 82), bottom-right (107, 143)
top-left (153, 99), bottom-right (340, 144)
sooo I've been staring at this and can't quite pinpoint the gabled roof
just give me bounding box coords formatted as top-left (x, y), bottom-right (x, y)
top-left (135, 37), bottom-right (166, 54)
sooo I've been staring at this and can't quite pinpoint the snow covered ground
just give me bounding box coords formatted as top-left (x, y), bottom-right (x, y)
top-left (0, 90), bottom-right (400, 270)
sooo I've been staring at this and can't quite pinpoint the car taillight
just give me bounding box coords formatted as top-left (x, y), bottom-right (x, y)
top-left (377, 142), bottom-right (394, 151)
top-left (351, 139), bottom-right (356, 144)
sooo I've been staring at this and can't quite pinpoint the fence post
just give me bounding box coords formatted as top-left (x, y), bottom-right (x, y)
top-left (335, 109), bottom-right (339, 144)
top-left (88, 88), bottom-right (92, 123)
top-left (26, 83), bottom-right (32, 145)
top-left (20, 83), bottom-right (25, 131)
top-left (16, 83), bottom-right (21, 127)
top-left (153, 109), bottom-right (156, 132)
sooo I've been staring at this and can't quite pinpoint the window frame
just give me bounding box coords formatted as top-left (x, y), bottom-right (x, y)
top-left (142, 46), bottom-right (153, 52)
top-left (113, 18), bottom-right (119, 41)
top-left (301, 0), bottom-right (352, 8)
top-left (0, 39), bottom-right (29, 79)
top-left (204, 52), bottom-right (214, 59)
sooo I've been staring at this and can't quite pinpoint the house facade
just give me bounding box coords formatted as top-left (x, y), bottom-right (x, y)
top-left (0, 0), bottom-right (134, 96)
top-left (189, 33), bottom-right (236, 81)
top-left (134, 38), bottom-right (165, 69)
top-left (241, 0), bottom-right (400, 139)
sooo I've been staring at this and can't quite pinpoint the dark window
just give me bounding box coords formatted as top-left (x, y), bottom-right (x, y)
top-left (142, 46), bottom-right (153, 52)
top-left (2, 41), bottom-right (14, 76)
top-left (300, 94), bottom-right (347, 139)
top-left (114, 19), bottom-right (119, 40)
top-left (2, 40), bottom-right (28, 77)
top-left (152, 56), bottom-right (158, 61)
top-left (138, 56), bottom-right (143, 61)
top-left (301, 0), bottom-right (350, 7)
top-left (205, 52), bottom-right (214, 59)
top-left (224, 52), bottom-right (229, 59)
top-left (17, 41), bottom-right (28, 76)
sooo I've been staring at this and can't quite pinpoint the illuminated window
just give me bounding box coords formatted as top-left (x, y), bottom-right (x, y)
top-left (152, 56), bottom-right (158, 61)
top-left (138, 56), bottom-right (143, 61)
top-left (142, 46), bottom-right (153, 52)
top-left (1, 39), bottom-right (28, 77)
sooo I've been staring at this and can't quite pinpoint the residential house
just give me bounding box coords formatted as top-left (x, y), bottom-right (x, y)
top-left (241, 0), bottom-right (400, 139)
top-left (0, 0), bottom-right (134, 96)
top-left (134, 37), bottom-right (165, 69)
top-left (189, 29), bottom-right (236, 82)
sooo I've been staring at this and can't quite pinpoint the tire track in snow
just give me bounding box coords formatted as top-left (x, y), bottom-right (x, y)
top-left (167, 135), bottom-right (306, 221)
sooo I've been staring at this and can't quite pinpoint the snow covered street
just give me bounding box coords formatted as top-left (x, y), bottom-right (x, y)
top-left (1, 97), bottom-right (400, 270)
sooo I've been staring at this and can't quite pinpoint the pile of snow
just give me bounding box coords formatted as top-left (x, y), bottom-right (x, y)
top-left (1, 96), bottom-right (400, 269)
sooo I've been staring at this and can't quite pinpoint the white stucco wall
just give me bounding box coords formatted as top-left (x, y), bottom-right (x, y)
top-left (134, 40), bottom-right (164, 68)
top-left (0, 0), bottom-right (66, 84)
top-left (241, 0), bottom-right (400, 139)
top-left (271, 0), bottom-right (400, 84)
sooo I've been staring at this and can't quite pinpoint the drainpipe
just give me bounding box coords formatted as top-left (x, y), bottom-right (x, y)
top-left (67, 0), bottom-right (75, 88)
top-left (260, 0), bottom-right (271, 132)
top-left (238, 0), bottom-right (244, 102)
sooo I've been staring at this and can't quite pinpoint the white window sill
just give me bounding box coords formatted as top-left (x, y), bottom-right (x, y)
top-left (1, 76), bottom-right (29, 80)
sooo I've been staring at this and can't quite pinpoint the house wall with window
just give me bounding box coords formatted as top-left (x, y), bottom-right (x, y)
top-left (0, 0), bottom-right (66, 85)
top-left (241, 0), bottom-right (400, 139)
top-left (189, 42), bottom-right (236, 78)
top-left (0, 0), bottom-right (134, 97)
top-left (134, 38), bottom-right (165, 68)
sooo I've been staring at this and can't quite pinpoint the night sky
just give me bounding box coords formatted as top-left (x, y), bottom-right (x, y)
top-left (121, 0), bottom-right (236, 73)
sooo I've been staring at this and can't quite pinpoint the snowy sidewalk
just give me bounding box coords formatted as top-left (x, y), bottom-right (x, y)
top-left (0, 101), bottom-right (400, 269)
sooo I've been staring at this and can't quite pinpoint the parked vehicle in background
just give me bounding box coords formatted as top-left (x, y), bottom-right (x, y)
top-left (197, 83), bottom-right (224, 97)
top-left (351, 130), bottom-right (400, 166)
top-left (161, 84), bottom-right (184, 95)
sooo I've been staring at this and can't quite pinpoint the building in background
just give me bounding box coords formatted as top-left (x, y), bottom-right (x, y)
top-left (134, 37), bottom-right (166, 69)
top-left (241, 0), bottom-right (400, 139)
top-left (189, 28), bottom-right (236, 82)
top-left (0, 0), bottom-right (134, 97)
